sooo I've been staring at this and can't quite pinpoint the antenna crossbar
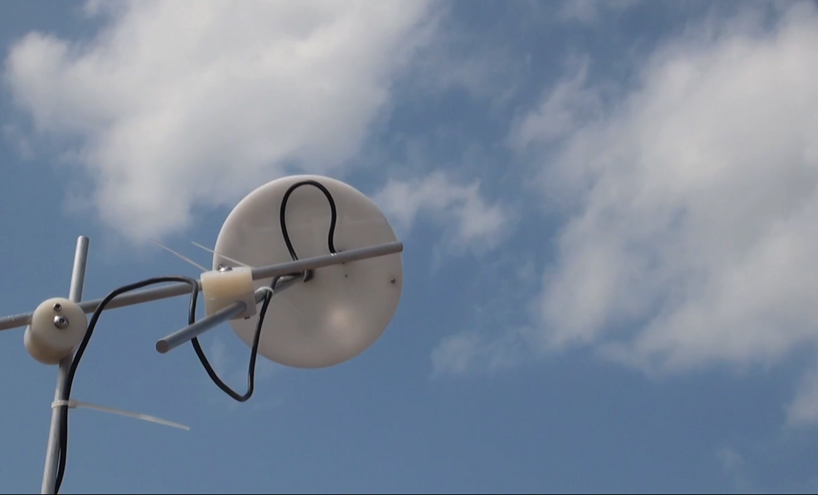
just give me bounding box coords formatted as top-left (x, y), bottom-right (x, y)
top-left (0, 241), bottom-right (403, 333)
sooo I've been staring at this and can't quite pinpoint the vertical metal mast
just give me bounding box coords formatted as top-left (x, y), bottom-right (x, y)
top-left (41, 236), bottom-right (89, 494)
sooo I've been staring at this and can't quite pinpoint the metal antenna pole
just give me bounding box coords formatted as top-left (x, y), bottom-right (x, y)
top-left (41, 236), bottom-right (89, 494)
top-left (0, 241), bottom-right (404, 333)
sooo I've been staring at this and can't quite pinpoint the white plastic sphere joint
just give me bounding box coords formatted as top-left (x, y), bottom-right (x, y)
top-left (24, 297), bottom-right (88, 365)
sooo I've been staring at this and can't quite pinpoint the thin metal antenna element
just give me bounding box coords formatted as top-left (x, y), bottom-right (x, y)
top-left (190, 241), bottom-right (251, 268)
top-left (0, 241), bottom-right (403, 333)
top-left (41, 236), bottom-right (89, 494)
top-left (155, 275), bottom-right (302, 354)
top-left (149, 239), bottom-right (209, 272)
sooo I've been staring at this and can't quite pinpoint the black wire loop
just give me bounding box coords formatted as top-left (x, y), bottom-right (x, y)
top-left (280, 180), bottom-right (338, 260)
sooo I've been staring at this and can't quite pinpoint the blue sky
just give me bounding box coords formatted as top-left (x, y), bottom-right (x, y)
top-left (2, 0), bottom-right (818, 493)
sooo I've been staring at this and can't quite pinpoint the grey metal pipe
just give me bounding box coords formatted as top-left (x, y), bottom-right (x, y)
top-left (155, 274), bottom-right (303, 355)
top-left (250, 240), bottom-right (403, 281)
top-left (41, 236), bottom-right (89, 494)
top-left (0, 241), bottom-right (403, 333)
top-left (68, 238), bottom-right (89, 303)
top-left (155, 301), bottom-right (248, 354)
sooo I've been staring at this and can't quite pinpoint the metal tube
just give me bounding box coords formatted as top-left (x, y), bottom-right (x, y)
top-left (67, 238), bottom-right (89, 302)
top-left (0, 241), bottom-right (403, 332)
top-left (251, 240), bottom-right (403, 281)
top-left (155, 301), bottom-right (248, 354)
top-left (263, 272), bottom-right (303, 293)
top-left (0, 284), bottom-right (196, 332)
top-left (79, 281), bottom-right (197, 314)
top-left (155, 274), bottom-right (303, 354)
top-left (41, 236), bottom-right (89, 494)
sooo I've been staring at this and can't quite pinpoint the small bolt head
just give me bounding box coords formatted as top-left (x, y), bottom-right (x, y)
top-left (390, 278), bottom-right (396, 284)
top-left (53, 303), bottom-right (62, 312)
top-left (218, 265), bottom-right (233, 272)
top-left (53, 315), bottom-right (69, 329)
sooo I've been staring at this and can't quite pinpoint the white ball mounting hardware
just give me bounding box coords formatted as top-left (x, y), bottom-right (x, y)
top-left (24, 298), bottom-right (88, 365)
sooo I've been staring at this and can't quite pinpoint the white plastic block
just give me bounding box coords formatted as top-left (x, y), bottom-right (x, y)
top-left (200, 267), bottom-right (257, 319)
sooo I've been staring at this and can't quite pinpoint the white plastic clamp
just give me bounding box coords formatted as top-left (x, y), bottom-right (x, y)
top-left (200, 266), bottom-right (257, 319)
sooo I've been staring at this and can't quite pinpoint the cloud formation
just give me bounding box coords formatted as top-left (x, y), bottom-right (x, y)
top-left (374, 171), bottom-right (512, 253)
top-left (3, 0), bottom-right (434, 242)
top-left (437, 2), bottom-right (818, 424)
top-left (528, 2), bottom-right (818, 368)
top-left (787, 365), bottom-right (818, 426)
top-left (557, 0), bottom-right (639, 24)
top-left (431, 330), bottom-right (525, 377)
top-left (510, 55), bottom-right (601, 148)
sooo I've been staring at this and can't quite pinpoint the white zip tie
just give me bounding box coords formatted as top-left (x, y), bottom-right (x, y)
top-left (256, 286), bottom-right (276, 298)
top-left (191, 241), bottom-right (252, 268)
top-left (52, 399), bottom-right (190, 431)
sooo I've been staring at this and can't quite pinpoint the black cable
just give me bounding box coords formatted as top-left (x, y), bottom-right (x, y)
top-left (54, 276), bottom-right (200, 494)
top-left (189, 276), bottom-right (278, 402)
top-left (280, 180), bottom-right (338, 260)
top-left (189, 179), bottom-right (340, 400)
top-left (189, 179), bottom-right (342, 399)
top-left (53, 274), bottom-right (282, 492)
top-left (54, 178), bottom-right (339, 493)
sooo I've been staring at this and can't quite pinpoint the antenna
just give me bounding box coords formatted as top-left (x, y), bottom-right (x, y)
top-left (0, 174), bottom-right (404, 494)
top-left (149, 239), bottom-right (209, 272)
top-left (212, 175), bottom-right (403, 368)
top-left (190, 241), bottom-right (250, 268)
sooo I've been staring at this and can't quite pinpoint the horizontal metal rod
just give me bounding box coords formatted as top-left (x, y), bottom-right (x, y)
top-left (0, 241), bottom-right (403, 332)
top-left (251, 240), bottom-right (403, 281)
top-left (155, 301), bottom-right (247, 354)
top-left (155, 274), bottom-right (303, 354)
top-left (0, 280), bottom-right (199, 332)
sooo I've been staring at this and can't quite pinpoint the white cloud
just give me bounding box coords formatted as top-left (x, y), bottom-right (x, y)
top-left (510, 55), bottom-right (601, 148)
top-left (431, 333), bottom-right (485, 376)
top-left (787, 366), bottom-right (818, 426)
top-left (1, 124), bottom-right (34, 160)
top-left (373, 171), bottom-right (512, 252)
top-left (557, 0), bottom-right (639, 24)
top-left (716, 445), bottom-right (754, 492)
top-left (508, 2), bottom-right (818, 418)
top-left (3, 0), bottom-right (434, 242)
top-left (429, 252), bottom-right (540, 377)
top-left (431, 330), bottom-right (524, 377)
top-left (717, 445), bottom-right (744, 471)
